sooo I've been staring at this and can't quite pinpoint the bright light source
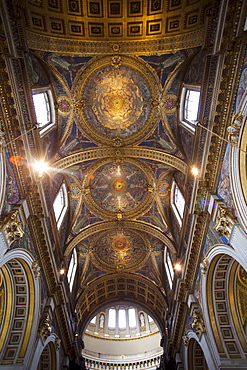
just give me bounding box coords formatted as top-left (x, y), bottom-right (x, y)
top-left (174, 263), bottom-right (182, 272)
top-left (59, 268), bottom-right (65, 275)
top-left (32, 160), bottom-right (49, 177)
top-left (191, 167), bottom-right (199, 176)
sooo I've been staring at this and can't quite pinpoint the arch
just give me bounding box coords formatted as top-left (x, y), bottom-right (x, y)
top-left (201, 245), bottom-right (247, 367)
top-left (36, 341), bottom-right (57, 370)
top-left (183, 331), bottom-right (215, 370)
top-left (229, 93), bottom-right (247, 230)
top-left (187, 338), bottom-right (208, 370)
top-left (0, 249), bottom-right (40, 367)
top-left (53, 148), bottom-right (188, 174)
top-left (65, 220), bottom-right (176, 257)
top-left (76, 272), bottom-right (167, 336)
top-left (31, 334), bottom-right (59, 370)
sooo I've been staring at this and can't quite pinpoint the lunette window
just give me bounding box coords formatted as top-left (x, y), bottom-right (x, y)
top-left (180, 85), bottom-right (200, 132)
top-left (53, 184), bottom-right (68, 230)
top-left (164, 246), bottom-right (174, 289)
top-left (67, 248), bottom-right (77, 292)
top-left (171, 182), bottom-right (185, 227)
top-left (32, 88), bottom-right (55, 136)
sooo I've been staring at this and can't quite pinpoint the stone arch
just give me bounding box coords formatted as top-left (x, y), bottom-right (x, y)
top-left (0, 249), bottom-right (40, 367)
top-left (230, 91), bottom-right (247, 230)
top-left (187, 338), bottom-right (208, 370)
top-left (76, 272), bottom-right (167, 336)
top-left (36, 341), bottom-right (57, 370)
top-left (31, 334), bottom-right (59, 370)
top-left (201, 245), bottom-right (247, 368)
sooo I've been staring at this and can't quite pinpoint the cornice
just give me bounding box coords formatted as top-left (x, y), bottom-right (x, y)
top-left (168, 0), bottom-right (244, 354)
top-left (25, 29), bottom-right (204, 56)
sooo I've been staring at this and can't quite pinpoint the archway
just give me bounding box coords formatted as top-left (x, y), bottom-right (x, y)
top-left (36, 342), bottom-right (56, 370)
top-left (0, 250), bottom-right (39, 367)
top-left (188, 338), bottom-right (208, 370)
top-left (201, 246), bottom-right (247, 367)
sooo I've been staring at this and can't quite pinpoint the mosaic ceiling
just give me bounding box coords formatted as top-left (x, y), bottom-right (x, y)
top-left (12, 0), bottom-right (212, 327)
top-left (73, 55), bottom-right (160, 146)
top-left (91, 229), bottom-right (150, 271)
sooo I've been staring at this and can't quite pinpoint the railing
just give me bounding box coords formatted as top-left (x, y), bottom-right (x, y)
top-left (83, 354), bottom-right (162, 370)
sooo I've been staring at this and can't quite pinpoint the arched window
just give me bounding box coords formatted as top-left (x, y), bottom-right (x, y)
top-left (32, 87), bottom-right (55, 136)
top-left (118, 309), bottom-right (126, 329)
top-left (164, 246), bottom-right (174, 289)
top-left (171, 181), bottom-right (185, 226)
top-left (108, 308), bottom-right (116, 328)
top-left (53, 184), bottom-right (68, 230)
top-left (180, 85), bottom-right (200, 132)
top-left (67, 248), bottom-right (77, 292)
top-left (128, 308), bottom-right (136, 328)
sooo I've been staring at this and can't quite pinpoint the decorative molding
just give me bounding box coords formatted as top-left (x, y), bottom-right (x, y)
top-left (0, 211), bottom-right (24, 246)
top-left (53, 148), bottom-right (188, 174)
top-left (38, 315), bottom-right (52, 343)
top-left (26, 29), bottom-right (205, 55)
top-left (191, 311), bottom-right (205, 339)
top-left (214, 205), bottom-right (238, 239)
top-left (200, 258), bottom-right (209, 275)
top-left (31, 261), bottom-right (41, 279)
top-left (65, 220), bottom-right (176, 257)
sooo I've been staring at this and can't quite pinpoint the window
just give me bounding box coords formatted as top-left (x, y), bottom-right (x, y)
top-left (67, 248), bottom-right (77, 291)
top-left (180, 85), bottom-right (200, 132)
top-left (53, 184), bottom-right (68, 229)
top-left (32, 87), bottom-right (55, 136)
top-left (118, 309), bottom-right (126, 329)
top-left (128, 308), bottom-right (136, 328)
top-left (171, 181), bottom-right (185, 226)
top-left (108, 309), bottom-right (116, 328)
top-left (90, 316), bottom-right (96, 324)
top-left (164, 246), bottom-right (174, 289)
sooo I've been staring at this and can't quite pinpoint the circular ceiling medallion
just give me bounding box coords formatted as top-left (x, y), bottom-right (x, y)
top-left (91, 229), bottom-right (150, 272)
top-left (83, 159), bottom-right (155, 220)
top-left (57, 96), bottom-right (71, 115)
top-left (73, 55), bottom-right (161, 146)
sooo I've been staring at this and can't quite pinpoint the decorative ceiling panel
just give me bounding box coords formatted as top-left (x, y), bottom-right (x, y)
top-left (15, 0), bottom-right (213, 53)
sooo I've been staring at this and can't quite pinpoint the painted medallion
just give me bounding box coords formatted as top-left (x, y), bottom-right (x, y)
top-left (90, 161), bottom-right (148, 213)
top-left (73, 55), bottom-right (161, 146)
top-left (92, 229), bottom-right (150, 271)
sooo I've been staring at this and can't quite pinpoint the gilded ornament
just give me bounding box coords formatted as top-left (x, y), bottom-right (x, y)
top-left (58, 96), bottom-right (71, 115)
top-left (32, 261), bottom-right (41, 279)
top-left (38, 314), bottom-right (52, 342)
top-left (200, 258), bottom-right (209, 275)
top-left (191, 311), bottom-right (205, 339)
top-left (182, 332), bottom-right (189, 346)
top-left (214, 204), bottom-right (237, 238)
top-left (55, 334), bottom-right (61, 351)
top-left (0, 210), bottom-right (24, 246)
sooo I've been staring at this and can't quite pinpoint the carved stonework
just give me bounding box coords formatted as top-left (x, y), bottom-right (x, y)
top-left (55, 334), bottom-right (61, 351)
top-left (182, 332), bottom-right (189, 346)
top-left (38, 314), bottom-right (52, 342)
top-left (200, 258), bottom-right (209, 275)
top-left (214, 205), bottom-right (237, 238)
top-left (0, 210), bottom-right (24, 246)
top-left (31, 261), bottom-right (41, 279)
top-left (191, 311), bottom-right (205, 339)
top-left (227, 113), bottom-right (243, 146)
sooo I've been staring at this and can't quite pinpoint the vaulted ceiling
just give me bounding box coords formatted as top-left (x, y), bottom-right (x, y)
top-left (5, 0), bottom-right (214, 337)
